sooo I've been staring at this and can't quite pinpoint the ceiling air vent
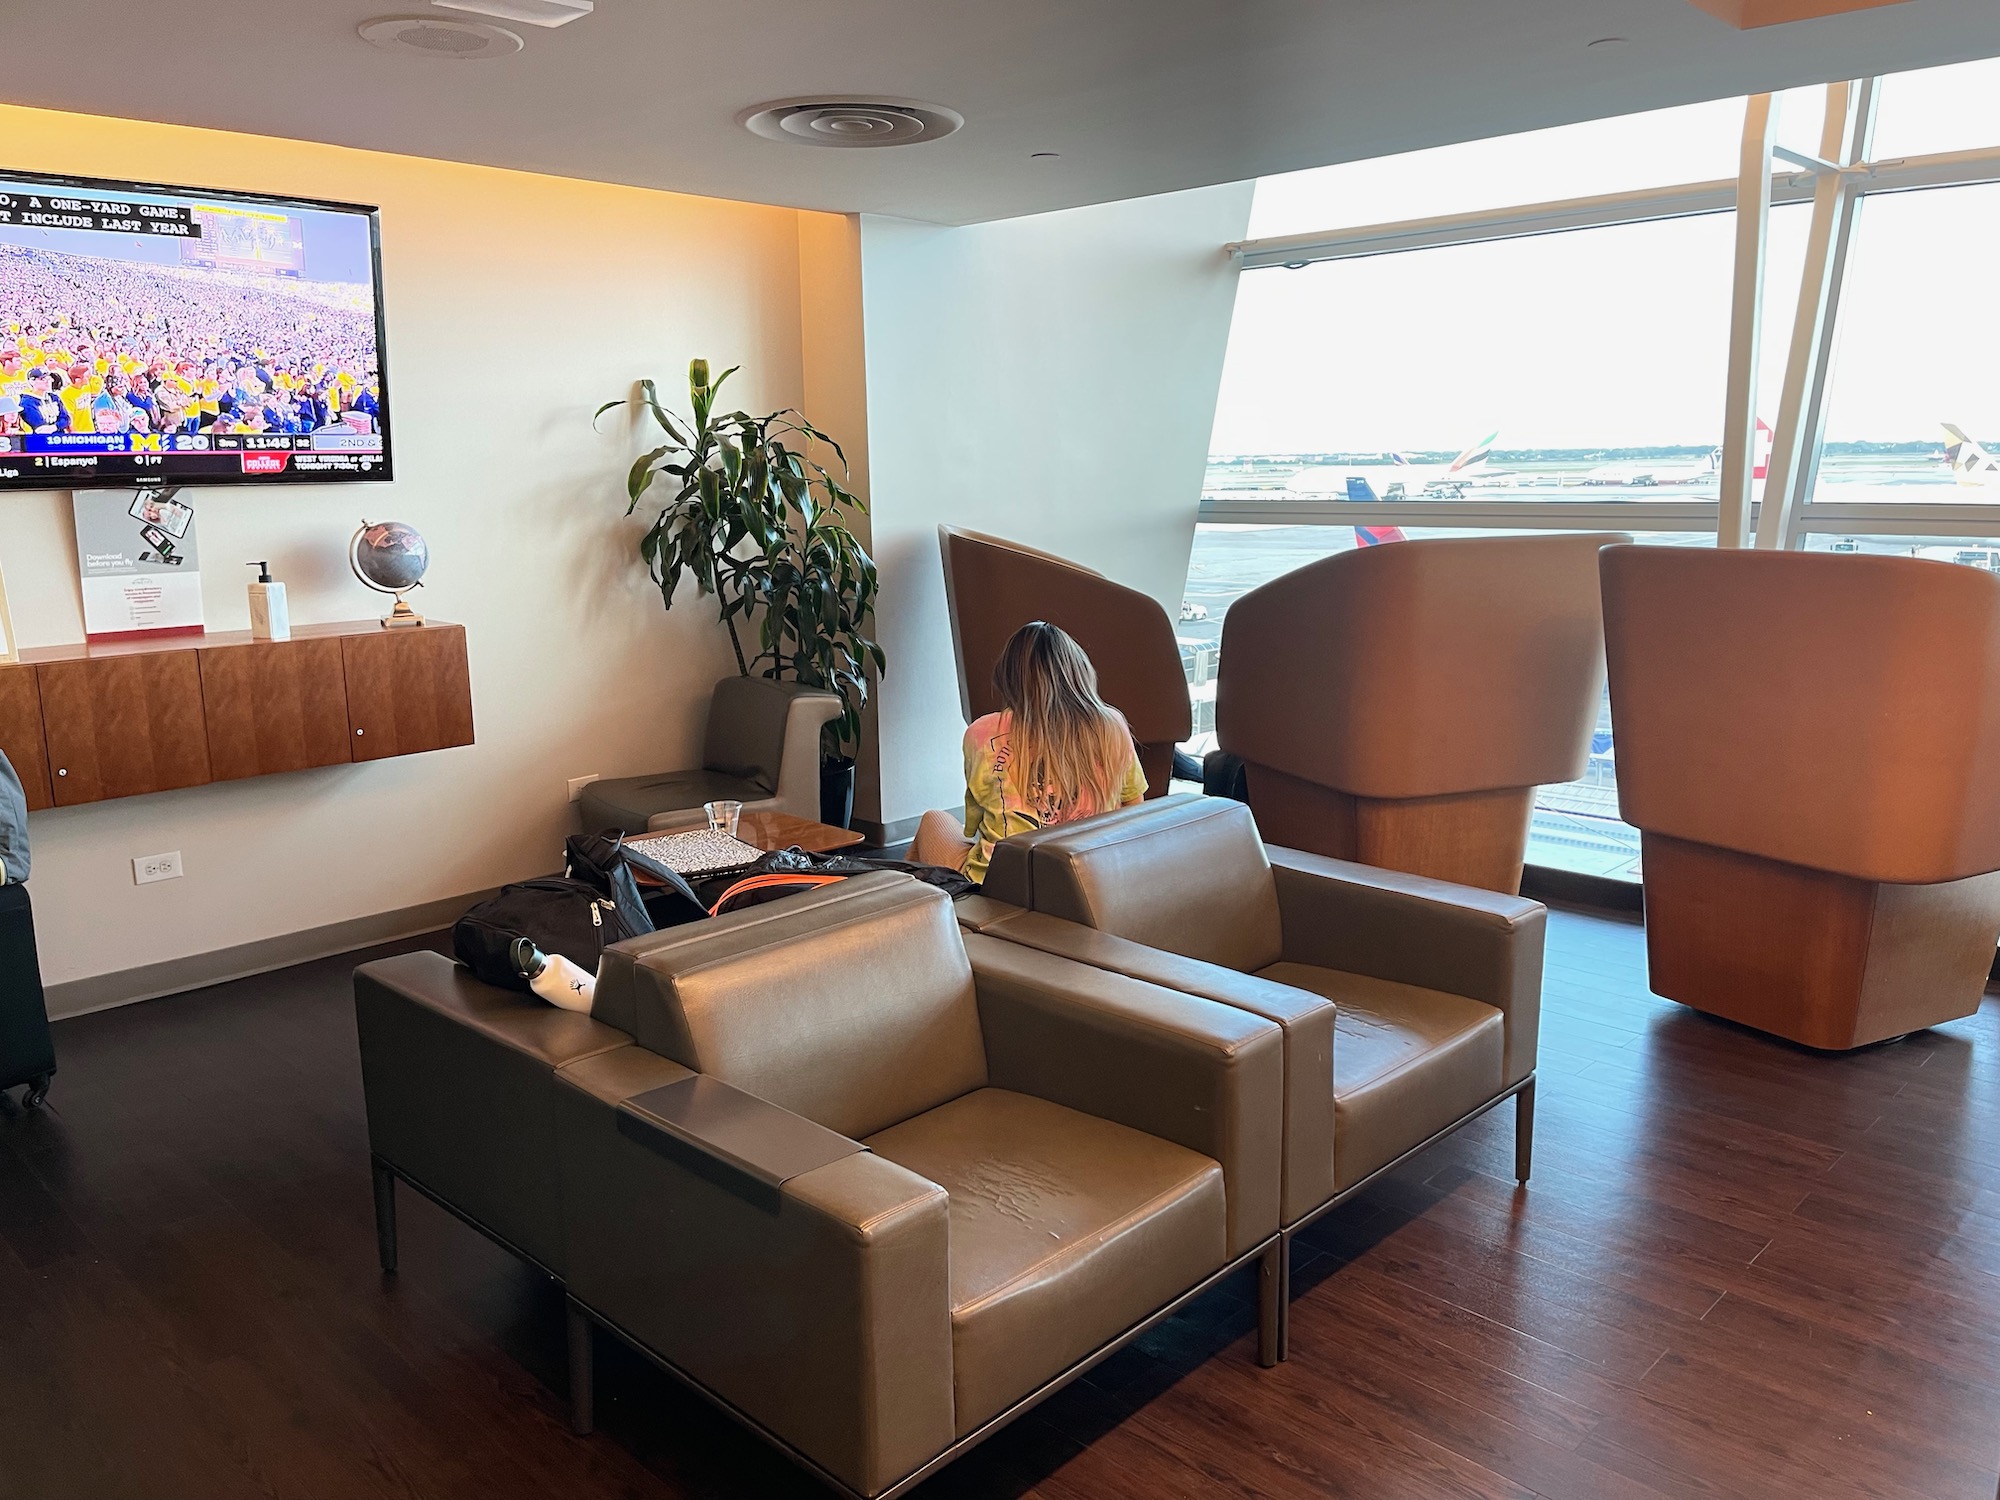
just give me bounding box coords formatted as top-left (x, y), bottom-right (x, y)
top-left (358, 15), bottom-right (525, 58)
top-left (742, 99), bottom-right (963, 149)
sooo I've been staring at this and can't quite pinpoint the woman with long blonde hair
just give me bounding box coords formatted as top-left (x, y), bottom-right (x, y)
top-left (920, 620), bottom-right (1147, 882)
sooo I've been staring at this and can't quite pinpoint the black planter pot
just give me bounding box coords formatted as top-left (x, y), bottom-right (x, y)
top-left (819, 755), bottom-right (856, 830)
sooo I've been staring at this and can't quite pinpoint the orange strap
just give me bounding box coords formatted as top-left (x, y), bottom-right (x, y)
top-left (707, 872), bottom-right (847, 916)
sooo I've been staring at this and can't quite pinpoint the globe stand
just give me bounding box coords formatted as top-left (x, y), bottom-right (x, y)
top-left (381, 593), bottom-right (425, 630)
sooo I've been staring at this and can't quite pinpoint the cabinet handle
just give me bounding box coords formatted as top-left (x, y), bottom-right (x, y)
top-left (56, 768), bottom-right (67, 777)
top-left (354, 728), bottom-right (365, 736)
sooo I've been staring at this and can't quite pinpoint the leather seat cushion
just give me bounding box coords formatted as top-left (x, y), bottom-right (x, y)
top-left (579, 770), bottom-right (772, 835)
top-left (1257, 963), bottom-right (1505, 1189)
top-left (865, 1087), bottom-right (1226, 1434)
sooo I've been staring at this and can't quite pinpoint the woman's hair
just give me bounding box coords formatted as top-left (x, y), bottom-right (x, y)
top-left (991, 621), bottom-right (1134, 812)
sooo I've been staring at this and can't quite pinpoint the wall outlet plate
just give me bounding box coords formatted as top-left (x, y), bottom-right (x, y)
top-left (134, 850), bottom-right (183, 885)
top-left (568, 774), bottom-right (600, 803)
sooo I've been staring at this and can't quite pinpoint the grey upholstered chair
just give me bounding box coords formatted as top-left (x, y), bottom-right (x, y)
top-left (580, 674), bottom-right (840, 833)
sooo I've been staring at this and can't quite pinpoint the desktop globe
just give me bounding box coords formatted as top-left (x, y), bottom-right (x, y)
top-left (350, 519), bottom-right (429, 628)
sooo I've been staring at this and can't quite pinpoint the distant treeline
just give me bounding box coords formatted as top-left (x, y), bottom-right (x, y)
top-left (1212, 439), bottom-right (1959, 465)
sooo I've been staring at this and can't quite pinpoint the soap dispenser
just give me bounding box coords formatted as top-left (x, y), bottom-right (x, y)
top-left (247, 561), bottom-right (290, 641)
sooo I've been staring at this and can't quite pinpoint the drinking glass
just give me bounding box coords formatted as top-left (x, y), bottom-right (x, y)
top-left (704, 799), bottom-right (743, 838)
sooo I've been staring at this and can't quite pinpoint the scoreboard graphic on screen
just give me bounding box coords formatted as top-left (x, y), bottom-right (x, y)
top-left (184, 204), bottom-right (307, 278)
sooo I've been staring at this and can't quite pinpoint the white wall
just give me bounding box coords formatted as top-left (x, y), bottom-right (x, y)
top-left (857, 183), bottom-right (1253, 829)
top-left (0, 106), bottom-right (812, 1005)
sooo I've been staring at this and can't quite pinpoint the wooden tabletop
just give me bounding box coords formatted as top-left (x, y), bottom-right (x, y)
top-left (729, 810), bottom-right (866, 854)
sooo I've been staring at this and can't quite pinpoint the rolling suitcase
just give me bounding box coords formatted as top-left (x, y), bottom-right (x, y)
top-left (0, 749), bottom-right (50, 1108)
top-left (0, 883), bottom-right (53, 1107)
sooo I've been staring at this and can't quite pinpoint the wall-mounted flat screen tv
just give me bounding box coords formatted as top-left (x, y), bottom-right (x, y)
top-left (0, 169), bottom-right (389, 490)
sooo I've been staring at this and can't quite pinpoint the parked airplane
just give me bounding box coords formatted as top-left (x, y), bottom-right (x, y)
top-left (1285, 431), bottom-right (1498, 502)
top-left (1942, 424), bottom-right (2000, 486)
top-left (1583, 420), bottom-right (1770, 487)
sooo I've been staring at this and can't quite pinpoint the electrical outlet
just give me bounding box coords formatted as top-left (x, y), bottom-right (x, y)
top-left (567, 774), bottom-right (600, 803)
top-left (133, 850), bottom-right (183, 885)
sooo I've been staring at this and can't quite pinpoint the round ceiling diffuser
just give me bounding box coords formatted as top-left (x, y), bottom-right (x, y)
top-left (741, 99), bottom-right (963, 148)
top-left (358, 15), bottom-right (524, 57)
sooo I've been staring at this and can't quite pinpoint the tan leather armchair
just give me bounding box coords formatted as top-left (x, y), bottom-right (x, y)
top-left (1601, 544), bottom-right (2000, 1049)
top-left (357, 873), bottom-right (1286, 1499)
top-left (940, 526), bottom-right (1190, 795)
top-left (975, 795), bottom-right (1545, 1344)
top-left (1214, 532), bottom-right (1629, 893)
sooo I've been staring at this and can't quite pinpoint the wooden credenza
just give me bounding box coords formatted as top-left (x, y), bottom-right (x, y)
top-left (0, 620), bottom-right (473, 811)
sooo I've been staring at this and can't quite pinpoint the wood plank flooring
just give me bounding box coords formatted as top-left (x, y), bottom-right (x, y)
top-left (4, 907), bottom-right (2000, 1499)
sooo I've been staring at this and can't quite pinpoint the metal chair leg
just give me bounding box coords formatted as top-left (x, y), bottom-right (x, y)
top-left (567, 1297), bottom-right (595, 1436)
top-left (1257, 1237), bottom-right (1290, 1367)
top-left (1516, 1078), bottom-right (1536, 1184)
top-left (371, 1158), bottom-right (398, 1274)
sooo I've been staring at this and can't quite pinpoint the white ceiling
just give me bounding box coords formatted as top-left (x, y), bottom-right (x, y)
top-left (3, 1), bottom-right (1998, 225)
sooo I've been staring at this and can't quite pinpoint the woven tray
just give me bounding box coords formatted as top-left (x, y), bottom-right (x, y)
top-left (626, 829), bottom-right (764, 876)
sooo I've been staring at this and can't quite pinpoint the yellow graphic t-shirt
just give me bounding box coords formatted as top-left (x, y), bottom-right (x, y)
top-left (961, 710), bottom-right (1147, 884)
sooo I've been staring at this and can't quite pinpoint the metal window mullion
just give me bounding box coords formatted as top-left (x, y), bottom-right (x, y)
top-left (1757, 81), bottom-right (1857, 549)
top-left (1781, 77), bottom-right (1880, 550)
top-left (1195, 498), bottom-right (1737, 531)
top-left (1226, 144), bottom-right (2000, 273)
top-left (1795, 502), bottom-right (2000, 537)
top-left (1719, 95), bottom-right (1778, 550)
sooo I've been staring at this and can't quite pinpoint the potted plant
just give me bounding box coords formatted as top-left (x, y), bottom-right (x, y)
top-left (598, 359), bottom-right (883, 827)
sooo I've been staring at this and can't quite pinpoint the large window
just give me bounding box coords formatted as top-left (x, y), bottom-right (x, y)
top-left (1193, 56), bottom-right (2000, 883)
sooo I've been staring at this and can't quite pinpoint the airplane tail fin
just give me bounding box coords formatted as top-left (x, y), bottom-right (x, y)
top-left (1754, 417), bottom-right (1771, 482)
top-left (1944, 423), bottom-right (1998, 483)
top-left (1448, 430), bottom-right (1498, 473)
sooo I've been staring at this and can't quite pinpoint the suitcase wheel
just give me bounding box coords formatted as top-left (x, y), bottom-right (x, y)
top-left (21, 1074), bottom-right (49, 1109)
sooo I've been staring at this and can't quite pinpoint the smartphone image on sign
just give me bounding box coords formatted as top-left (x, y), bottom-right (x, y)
top-left (138, 523), bottom-right (184, 564)
top-left (129, 492), bottom-right (193, 538)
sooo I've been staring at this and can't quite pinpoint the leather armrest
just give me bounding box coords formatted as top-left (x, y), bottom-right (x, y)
top-left (1268, 845), bottom-right (1546, 1087)
top-left (354, 951), bottom-right (631, 1275)
top-left (775, 690), bottom-right (843, 822)
top-left (964, 931), bottom-right (1284, 1255)
top-left (553, 1064), bottom-right (952, 1496)
top-left (969, 910), bottom-right (1333, 1226)
top-left (952, 892), bottom-right (1026, 933)
top-left (616, 1074), bottom-right (865, 1210)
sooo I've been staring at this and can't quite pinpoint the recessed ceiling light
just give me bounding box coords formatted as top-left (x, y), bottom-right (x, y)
top-left (741, 99), bottom-right (964, 149)
top-left (359, 15), bottom-right (524, 57)
top-left (433, 0), bottom-right (591, 28)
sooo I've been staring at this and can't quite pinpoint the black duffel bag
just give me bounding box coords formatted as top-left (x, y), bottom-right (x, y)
top-left (452, 876), bottom-right (652, 992)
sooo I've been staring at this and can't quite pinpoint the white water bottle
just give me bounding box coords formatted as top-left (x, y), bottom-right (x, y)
top-left (512, 938), bottom-right (597, 1013)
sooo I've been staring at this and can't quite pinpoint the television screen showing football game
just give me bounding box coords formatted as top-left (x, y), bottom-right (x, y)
top-left (0, 169), bottom-right (390, 489)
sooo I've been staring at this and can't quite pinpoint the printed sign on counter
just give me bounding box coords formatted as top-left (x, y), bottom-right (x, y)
top-left (73, 488), bottom-right (204, 641)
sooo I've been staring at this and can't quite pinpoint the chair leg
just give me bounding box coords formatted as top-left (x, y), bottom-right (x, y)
top-left (1516, 1078), bottom-right (1536, 1184)
top-left (1257, 1237), bottom-right (1290, 1367)
top-left (371, 1158), bottom-right (398, 1274)
top-left (567, 1297), bottom-right (595, 1436)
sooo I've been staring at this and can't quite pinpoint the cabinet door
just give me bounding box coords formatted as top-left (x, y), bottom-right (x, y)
top-left (0, 664), bottom-right (53, 811)
top-left (38, 651), bottom-right (212, 805)
top-left (341, 625), bottom-right (474, 763)
top-left (199, 637), bottom-right (352, 781)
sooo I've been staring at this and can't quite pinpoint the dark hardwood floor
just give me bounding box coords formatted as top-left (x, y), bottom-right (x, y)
top-left (4, 907), bottom-right (2000, 1500)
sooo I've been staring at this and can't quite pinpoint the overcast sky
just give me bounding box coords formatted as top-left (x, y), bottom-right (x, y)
top-left (1210, 57), bottom-right (2000, 455)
